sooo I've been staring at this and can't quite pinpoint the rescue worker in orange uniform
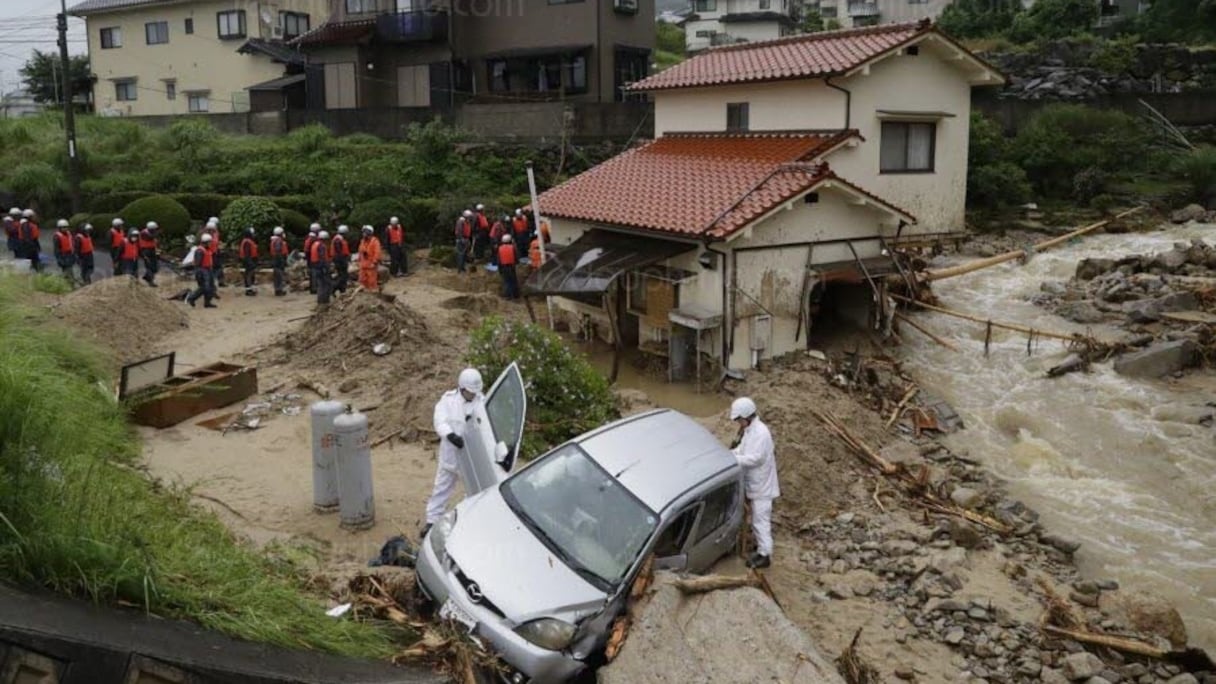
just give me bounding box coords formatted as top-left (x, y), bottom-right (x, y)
top-left (489, 215), bottom-right (509, 268)
top-left (454, 210), bottom-right (473, 273)
top-left (498, 234), bottom-right (519, 300)
top-left (186, 233), bottom-right (218, 308)
top-left (206, 217), bottom-right (226, 288)
top-left (385, 216), bottom-right (406, 277)
top-left (528, 219), bottom-right (551, 266)
top-left (269, 226), bottom-right (289, 296)
top-left (311, 230), bottom-right (332, 305)
top-left (74, 223), bottom-right (95, 285)
top-left (108, 219), bottom-right (125, 277)
top-left (358, 225), bottom-right (382, 292)
top-left (119, 229), bottom-right (140, 278)
top-left (304, 223), bottom-right (321, 295)
top-left (238, 227), bottom-right (259, 295)
top-left (332, 225), bottom-right (352, 294)
top-left (138, 221), bottom-right (160, 287)
top-left (472, 203), bottom-right (491, 262)
top-left (4, 210), bottom-right (18, 258)
top-left (53, 219), bottom-right (76, 283)
top-left (19, 210), bottom-right (42, 272)
top-left (512, 209), bottom-right (529, 260)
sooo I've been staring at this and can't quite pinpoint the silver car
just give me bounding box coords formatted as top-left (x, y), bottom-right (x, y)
top-left (416, 363), bottom-right (744, 683)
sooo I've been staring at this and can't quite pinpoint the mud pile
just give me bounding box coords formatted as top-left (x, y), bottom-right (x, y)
top-left (54, 278), bottom-right (189, 364)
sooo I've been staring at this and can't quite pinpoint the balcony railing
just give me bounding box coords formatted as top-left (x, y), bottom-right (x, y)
top-left (846, 1), bottom-right (878, 15)
top-left (375, 10), bottom-right (448, 43)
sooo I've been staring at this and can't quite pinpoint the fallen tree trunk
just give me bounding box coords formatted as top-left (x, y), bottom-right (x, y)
top-left (923, 207), bottom-right (1144, 282)
top-left (673, 574), bottom-right (761, 595)
top-left (1042, 625), bottom-right (1167, 659)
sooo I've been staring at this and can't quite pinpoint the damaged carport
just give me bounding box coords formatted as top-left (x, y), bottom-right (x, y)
top-left (523, 229), bottom-right (696, 382)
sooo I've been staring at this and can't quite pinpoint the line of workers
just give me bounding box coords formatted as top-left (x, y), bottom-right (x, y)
top-left (3, 208), bottom-right (162, 288)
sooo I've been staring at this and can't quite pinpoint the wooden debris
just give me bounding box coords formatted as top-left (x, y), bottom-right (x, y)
top-left (672, 574), bottom-right (761, 595)
top-left (1042, 625), bottom-right (1167, 659)
top-left (297, 378), bottom-right (332, 399)
top-left (835, 628), bottom-right (881, 684)
top-left (892, 294), bottom-right (1117, 346)
top-left (813, 409), bottom-right (898, 475)
top-left (895, 312), bottom-right (959, 352)
top-left (886, 384), bottom-right (919, 429)
top-left (1036, 576), bottom-right (1084, 630)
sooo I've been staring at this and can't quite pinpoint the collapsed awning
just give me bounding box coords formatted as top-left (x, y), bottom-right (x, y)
top-left (524, 230), bottom-right (696, 296)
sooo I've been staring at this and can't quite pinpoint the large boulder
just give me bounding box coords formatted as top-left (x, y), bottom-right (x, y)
top-left (599, 573), bottom-right (844, 684)
top-left (1098, 591), bottom-right (1188, 648)
top-left (1170, 204), bottom-right (1206, 224)
top-left (1151, 247), bottom-right (1190, 272)
top-left (1057, 300), bottom-right (1106, 324)
top-left (1076, 258), bottom-right (1116, 281)
top-left (1114, 340), bottom-right (1200, 378)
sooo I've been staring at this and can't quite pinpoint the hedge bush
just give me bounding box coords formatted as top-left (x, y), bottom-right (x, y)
top-left (220, 197), bottom-right (282, 244)
top-left (119, 195), bottom-right (192, 246)
top-left (400, 197), bottom-right (441, 244)
top-left (170, 193), bottom-right (231, 221)
top-left (346, 197), bottom-right (410, 231)
top-left (88, 191), bottom-right (153, 214)
top-left (271, 195), bottom-right (319, 218)
top-left (68, 213), bottom-right (91, 229)
top-left (467, 317), bottom-right (619, 461)
top-left (88, 213), bottom-right (118, 233)
top-left (281, 209), bottom-right (312, 238)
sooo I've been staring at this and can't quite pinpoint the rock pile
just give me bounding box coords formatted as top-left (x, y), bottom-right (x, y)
top-left (796, 448), bottom-right (1213, 683)
top-left (1034, 239), bottom-right (1216, 378)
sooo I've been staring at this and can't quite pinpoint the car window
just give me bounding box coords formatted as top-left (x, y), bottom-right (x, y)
top-left (653, 507), bottom-right (698, 558)
top-left (694, 482), bottom-right (738, 543)
top-left (486, 364), bottom-right (525, 467)
top-left (501, 444), bottom-right (657, 590)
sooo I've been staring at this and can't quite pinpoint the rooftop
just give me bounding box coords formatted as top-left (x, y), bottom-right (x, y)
top-left (289, 19), bottom-right (377, 47)
top-left (68, 0), bottom-right (170, 15)
top-left (537, 131), bottom-right (912, 239)
top-left (578, 410), bottom-right (737, 514)
top-left (630, 19), bottom-right (998, 91)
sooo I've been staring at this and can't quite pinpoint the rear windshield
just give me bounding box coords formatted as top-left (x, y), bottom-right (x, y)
top-left (502, 444), bottom-right (656, 589)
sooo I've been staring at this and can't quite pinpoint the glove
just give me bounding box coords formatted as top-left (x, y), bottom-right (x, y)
top-left (446, 433), bottom-right (465, 449)
top-left (729, 438), bottom-right (741, 450)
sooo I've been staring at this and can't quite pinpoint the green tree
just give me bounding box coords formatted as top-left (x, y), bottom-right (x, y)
top-left (800, 10), bottom-right (826, 32)
top-left (1011, 104), bottom-right (1148, 199)
top-left (938, 0), bottom-right (1023, 38)
top-left (1006, 0), bottom-right (1098, 41)
top-left (18, 50), bottom-right (91, 106)
top-left (966, 112), bottom-right (1032, 209)
top-left (1134, 0), bottom-right (1216, 42)
top-left (657, 22), bottom-right (686, 54)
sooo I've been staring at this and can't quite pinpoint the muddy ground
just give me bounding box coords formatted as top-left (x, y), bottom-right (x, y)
top-left (47, 250), bottom-right (1213, 683)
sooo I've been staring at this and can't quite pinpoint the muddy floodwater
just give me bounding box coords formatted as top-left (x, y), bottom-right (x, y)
top-left (899, 222), bottom-right (1216, 651)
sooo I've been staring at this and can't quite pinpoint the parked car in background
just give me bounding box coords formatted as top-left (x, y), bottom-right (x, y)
top-left (416, 364), bottom-right (744, 683)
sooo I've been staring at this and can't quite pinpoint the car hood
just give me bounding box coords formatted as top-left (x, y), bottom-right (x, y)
top-left (447, 489), bottom-right (608, 623)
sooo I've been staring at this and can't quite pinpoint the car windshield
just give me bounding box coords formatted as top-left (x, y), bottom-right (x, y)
top-left (501, 444), bottom-right (657, 591)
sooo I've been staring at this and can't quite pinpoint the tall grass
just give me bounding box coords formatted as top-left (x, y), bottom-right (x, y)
top-left (0, 275), bottom-right (398, 658)
top-left (31, 273), bottom-right (73, 294)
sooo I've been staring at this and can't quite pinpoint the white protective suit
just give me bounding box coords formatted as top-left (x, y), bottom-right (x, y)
top-left (732, 416), bottom-right (780, 557)
top-left (425, 388), bottom-right (480, 524)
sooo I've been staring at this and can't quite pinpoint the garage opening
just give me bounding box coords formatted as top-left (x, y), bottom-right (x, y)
top-left (807, 281), bottom-right (877, 351)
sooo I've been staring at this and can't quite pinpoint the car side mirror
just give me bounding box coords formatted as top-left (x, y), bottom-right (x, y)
top-left (494, 441), bottom-right (509, 464)
top-left (653, 554), bottom-right (688, 572)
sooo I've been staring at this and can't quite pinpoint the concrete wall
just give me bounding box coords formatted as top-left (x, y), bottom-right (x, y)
top-left (80, 0), bottom-right (330, 116)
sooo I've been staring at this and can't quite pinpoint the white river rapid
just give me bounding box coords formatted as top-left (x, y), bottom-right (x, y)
top-left (898, 222), bottom-right (1216, 652)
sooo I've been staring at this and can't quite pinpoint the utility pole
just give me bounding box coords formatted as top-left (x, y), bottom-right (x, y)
top-left (57, 2), bottom-right (82, 213)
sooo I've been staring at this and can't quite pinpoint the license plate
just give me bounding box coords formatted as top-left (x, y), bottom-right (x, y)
top-left (439, 599), bottom-right (477, 633)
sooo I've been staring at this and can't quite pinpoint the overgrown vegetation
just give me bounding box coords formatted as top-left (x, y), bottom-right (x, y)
top-left (655, 22), bottom-right (686, 70)
top-left (943, 0), bottom-right (1215, 43)
top-left (0, 116), bottom-right (620, 250)
top-left (467, 318), bottom-right (620, 461)
top-left (0, 275), bottom-right (397, 657)
top-left (31, 273), bottom-right (73, 295)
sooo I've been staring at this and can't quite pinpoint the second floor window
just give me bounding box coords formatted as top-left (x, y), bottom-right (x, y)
top-left (346, 0), bottom-right (378, 12)
top-left (280, 11), bottom-right (310, 38)
top-left (694, 0), bottom-right (717, 10)
top-left (100, 27), bottom-right (121, 49)
top-left (727, 102), bottom-right (749, 131)
top-left (145, 21), bottom-right (169, 45)
top-left (115, 80), bottom-right (137, 101)
top-left (217, 10), bottom-right (246, 39)
top-left (185, 17), bottom-right (194, 33)
top-left (165, 81), bottom-right (176, 100)
top-left (880, 121), bottom-right (936, 173)
top-left (188, 93), bottom-right (210, 113)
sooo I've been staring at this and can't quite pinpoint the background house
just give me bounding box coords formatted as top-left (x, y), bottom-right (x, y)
top-left (531, 21), bottom-right (1003, 374)
top-left (0, 90), bottom-right (46, 119)
top-left (684, 0), bottom-right (800, 52)
top-left (70, 0), bottom-right (329, 116)
top-left (292, 0), bottom-right (655, 111)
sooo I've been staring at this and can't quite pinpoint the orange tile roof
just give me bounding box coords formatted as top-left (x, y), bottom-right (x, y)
top-left (631, 20), bottom-right (933, 92)
top-left (537, 131), bottom-right (913, 240)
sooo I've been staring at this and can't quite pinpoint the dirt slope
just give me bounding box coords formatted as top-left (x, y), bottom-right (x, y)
top-left (54, 277), bottom-right (188, 364)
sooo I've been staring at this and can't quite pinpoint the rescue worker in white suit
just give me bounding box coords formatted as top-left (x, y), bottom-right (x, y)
top-left (730, 397), bottom-right (779, 569)
top-left (423, 368), bottom-right (484, 536)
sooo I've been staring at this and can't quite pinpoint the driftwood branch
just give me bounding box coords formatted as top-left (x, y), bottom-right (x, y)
top-left (673, 574), bottom-right (761, 595)
top-left (1042, 625), bottom-right (1167, 659)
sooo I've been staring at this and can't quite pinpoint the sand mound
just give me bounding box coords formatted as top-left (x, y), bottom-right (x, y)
top-left (54, 278), bottom-right (189, 364)
top-left (281, 291), bottom-right (453, 442)
top-left (440, 293), bottom-right (501, 316)
top-left (599, 572), bottom-right (844, 684)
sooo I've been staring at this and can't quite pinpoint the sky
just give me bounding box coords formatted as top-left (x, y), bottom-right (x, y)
top-left (0, 0), bottom-right (88, 96)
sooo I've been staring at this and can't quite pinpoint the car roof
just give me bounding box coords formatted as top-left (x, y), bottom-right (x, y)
top-left (576, 409), bottom-right (737, 513)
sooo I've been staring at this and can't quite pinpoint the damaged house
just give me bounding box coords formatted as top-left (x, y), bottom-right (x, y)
top-left (527, 20), bottom-right (1004, 376)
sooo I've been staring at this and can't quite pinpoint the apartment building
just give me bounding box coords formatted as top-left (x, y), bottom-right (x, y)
top-left (291, 0), bottom-right (654, 110)
top-left (684, 0), bottom-right (800, 52)
top-left (806, 0), bottom-right (950, 28)
top-left (69, 0), bottom-right (330, 116)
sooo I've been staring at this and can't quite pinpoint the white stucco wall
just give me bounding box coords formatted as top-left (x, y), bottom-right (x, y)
top-left (684, 19), bottom-right (722, 53)
top-left (721, 20), bottom-right (790, 45)
top-left (654, 79), bottom-right (845, 135)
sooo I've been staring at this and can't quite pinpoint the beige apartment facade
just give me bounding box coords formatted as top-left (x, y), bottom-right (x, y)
top-left (70, 0), bottom-right (331, 116)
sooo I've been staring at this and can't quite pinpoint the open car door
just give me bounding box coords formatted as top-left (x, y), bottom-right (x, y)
top-left (458, 362), bottom-right (527, 496)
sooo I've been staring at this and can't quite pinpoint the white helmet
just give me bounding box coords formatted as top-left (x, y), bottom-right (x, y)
top-left (22, 209), bottom-right (34, 218)
top-left (205, 220), bottom-right (218, 229)
top-left (309, 223), bottom-right (321, 233)
top-left (208, 216), bottom-right (220, 225)
top-left (83, 223), bottom-right (93, 232)
top-left (318, 230), bottom-right (330, 240)
top-left (389, 216), bottom-right (400, 225)
top-left (128, 228), bottom-right (139, 237)
top-left (475, 203), bottom-right (485, 211)
top-left (501, 234), bottom-right (512, 243)
top-left (57, 219), bottom-right (69, 228)
top-left (362, 225), bottom-right (374, 234)
top-left (112, 218), bottom-right (124, 227)
top-left (146, 221), bottom-right (158, 230)
top-left (201, 233), bottom-right (213, 243)
top-left (337, 225), bottom-right (349, 235)
top-left (515, 208), bottom-right (523, 216)
top-left (246, 226), bottom-right (256, 236)
top-left (186, 235), bottom-right (196, 244)
top-left (458, 368), bottom-right (484, 394)
top-left (730, 397), bottom-right (757, 421)
top-left (273, 226), bottom-right (284, 236)
top-left (462, 210), bottom-right (473, 218)
top-left (8, 207), bottom-right (20, 217)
